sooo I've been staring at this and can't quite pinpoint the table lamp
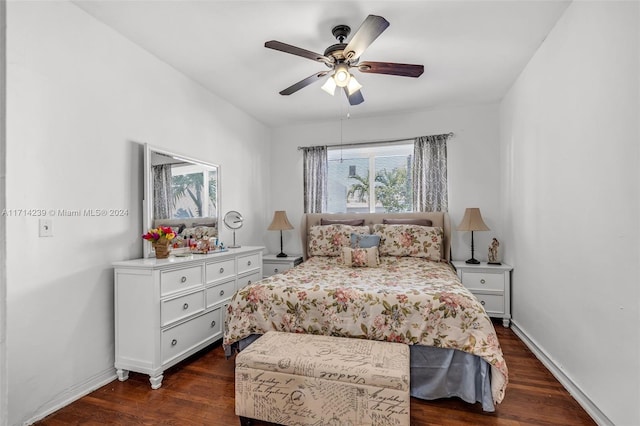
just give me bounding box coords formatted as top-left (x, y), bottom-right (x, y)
top-left (457, 208), bottom-right (489, 264)
top-left (267, 211), bottom-right (294, 258)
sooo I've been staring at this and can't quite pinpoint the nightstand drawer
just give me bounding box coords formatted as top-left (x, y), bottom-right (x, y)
top-left (263, 262), bottom-right (293, 277)
top-left (473, 293), bottom-right (505, 315)
top-left (160, 265), bottom-right (204, 296)
top-left (262, 255), bottom-right (303, 278)
top-left (461, 272), bottom-right (505, 291)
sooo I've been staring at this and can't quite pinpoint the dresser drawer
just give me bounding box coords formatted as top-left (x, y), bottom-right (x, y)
top-left (206, 259), bottom-right (236, 284)
top-left (160, 265), bottom-right (204, 296)
top-left (237, 253), bottom-right (260, 275)
top-left (161, 308), bottom-right (222, 365)
top-left (461, 272), bottom-right (505, 291)
top-left (161, 290), bottom-right (205, 327)
top-left (206, 279), bottom-right (235, 308)
top-left (473, 293), bottom-right (505, 315)
top-left (237, 271), bottom-right (261, 290)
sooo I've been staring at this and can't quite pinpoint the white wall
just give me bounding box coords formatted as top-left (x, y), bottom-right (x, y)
top-left (499, 2), bottom-right (639, 425)
top-left (270, 103), bottom-right (503, 260)
top-left (0, 1), bottom-right (7, 425)
top-left (6, 2), bottom-right (270, 424)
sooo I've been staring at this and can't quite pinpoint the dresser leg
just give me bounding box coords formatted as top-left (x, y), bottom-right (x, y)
top-left (502, 318), bottom-right (510, 328)
top-left (116, 369), bottom-right (129, 382)
top-left (149, 374), bottom-right (164, 389)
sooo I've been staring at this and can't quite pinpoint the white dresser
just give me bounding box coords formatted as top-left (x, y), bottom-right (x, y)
top-left (452, 261), bottom-right (513, 327)
top-left (113, 246), bottom-right (263, 389)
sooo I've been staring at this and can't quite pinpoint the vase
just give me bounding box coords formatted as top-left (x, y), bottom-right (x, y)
top-left (154, 239), bottom-right (171, 259)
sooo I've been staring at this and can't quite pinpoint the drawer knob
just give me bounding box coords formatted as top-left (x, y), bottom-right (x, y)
top-left (183, 303), bottom-right (189, 310)
top-left (171, 339), bottom-right (177, 346)
top-left (480, 300), bottom-right (485, 306)
top-left (247, 260), bottom-right (252, 266)
top-left (247, 280), bottom-right (252, 285)
top-left (219, 290), bottom-right (225, 296)
top-left (480, 279), bottom-right (486, 284)
top-left (274, 268), bottom-right (279, 273)
top-left (181, 276), bottom-right (187, 283)
top-left (219, 267), bottom-right (224, 274)
top-left (210, 320), bottom-right (216, 328)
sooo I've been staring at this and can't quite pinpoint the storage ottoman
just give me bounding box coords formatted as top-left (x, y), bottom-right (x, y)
top-left (235, 331), bottom-right (410, 426)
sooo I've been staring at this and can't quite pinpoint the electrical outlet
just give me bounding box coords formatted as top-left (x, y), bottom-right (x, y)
top-left (39, 219), bottom-right (53, 237)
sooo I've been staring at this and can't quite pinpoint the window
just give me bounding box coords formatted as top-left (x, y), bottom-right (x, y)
top-left (327, 143), bottom-right (413, 213)
top-left (170, 163), bottom-right (217, 219)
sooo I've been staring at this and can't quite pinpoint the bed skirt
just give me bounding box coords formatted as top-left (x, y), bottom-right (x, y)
top-left (225, 335), bottom-right (495, 412)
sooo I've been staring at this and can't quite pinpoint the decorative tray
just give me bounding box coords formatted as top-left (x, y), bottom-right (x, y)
top-left (174, 248), bottom-right (228, 256)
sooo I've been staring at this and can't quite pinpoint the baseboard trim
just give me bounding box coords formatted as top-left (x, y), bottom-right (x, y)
top-left (510, 320), bottom-right (613, 426)
top-left (24, 368), bottom-right (116, 425)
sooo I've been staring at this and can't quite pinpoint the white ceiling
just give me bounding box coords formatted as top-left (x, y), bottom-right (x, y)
top-left (72, 0), bottom-right (570, 127)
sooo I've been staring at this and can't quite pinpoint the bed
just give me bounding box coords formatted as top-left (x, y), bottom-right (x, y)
top-left (223, 212), bottom-right (508, 412)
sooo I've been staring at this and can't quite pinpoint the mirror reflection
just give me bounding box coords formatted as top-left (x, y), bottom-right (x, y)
top-left (143, 144), bottom-right (220, 258)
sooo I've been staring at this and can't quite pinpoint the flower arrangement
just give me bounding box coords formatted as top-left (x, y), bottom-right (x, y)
top-left (142, 226), bottom-right (176, 244)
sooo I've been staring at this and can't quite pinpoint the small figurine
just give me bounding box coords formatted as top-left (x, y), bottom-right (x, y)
top-left (488, 238), bottom-right (501, 265)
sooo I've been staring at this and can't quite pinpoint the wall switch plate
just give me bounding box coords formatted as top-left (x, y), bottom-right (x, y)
top-left (39, 219), bottom-right (53, 237)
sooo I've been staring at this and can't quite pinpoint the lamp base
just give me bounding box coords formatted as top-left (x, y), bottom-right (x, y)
top-left (465, 258), bottom-right (480, 264)
top-left (276, 252), bottom-right (288, 258)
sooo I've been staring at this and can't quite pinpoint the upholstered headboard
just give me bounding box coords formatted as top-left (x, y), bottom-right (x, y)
top-left (303, 212), bottom-right (451, 262)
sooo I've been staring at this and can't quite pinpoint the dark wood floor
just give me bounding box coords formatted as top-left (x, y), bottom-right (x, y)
top-left (36, 321), bottom-right (596, 425)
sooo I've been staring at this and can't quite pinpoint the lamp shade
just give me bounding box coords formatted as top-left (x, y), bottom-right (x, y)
top-left (333, 63), bottom-right (350, 87)
top-left (267, 211), bottom-right (294, 231)
top-left (321, 77), bottom-right (337, 96)
top-left (457, 208), bottom-right (490, 231)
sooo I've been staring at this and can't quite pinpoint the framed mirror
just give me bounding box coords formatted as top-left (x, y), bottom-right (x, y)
top-left (143, 143), bottom-right (220, 258)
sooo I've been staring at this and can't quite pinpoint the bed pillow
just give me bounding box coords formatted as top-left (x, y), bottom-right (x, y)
top-left (373, 224), bottom-right (443, 260)
top-left (350, 233), bottom-right (381, 249)
top-left (320, 218), bottom-right (366, 226)
top-left (342, 247), bottom-right (380, 268)
top-left (308, 225), bottom-right (370, 257)
top-left (382, 218), bottom-right (433, 226)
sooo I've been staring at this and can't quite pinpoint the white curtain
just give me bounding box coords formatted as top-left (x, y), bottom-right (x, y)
top-left (413, 134), bottom-right (450, 212)
top-left (153, 164), bottom-right (173, 220)
top-left (302, 146), bottom-right (328, 213)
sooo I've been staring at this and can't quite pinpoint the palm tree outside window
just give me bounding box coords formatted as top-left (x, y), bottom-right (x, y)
top-left (327, 143), bottom-right (414, 213)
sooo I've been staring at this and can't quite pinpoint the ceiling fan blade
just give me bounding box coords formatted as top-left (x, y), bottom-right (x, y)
top-left (265, 40), bottom-right (332, 64)
top-left (280, 71), bottom-right (329, 96)
top-left (343, 87), bottom-right (364, 105)
top-left (357, 61), bottom-right (424, 78)
top-left (343, 15), bottom-right (390, 61)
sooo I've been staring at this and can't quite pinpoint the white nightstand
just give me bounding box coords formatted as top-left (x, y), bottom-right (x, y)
top-left (452, 261), bottom-right (513, 327)
top-left (262, 254), bottom-right (303, 278)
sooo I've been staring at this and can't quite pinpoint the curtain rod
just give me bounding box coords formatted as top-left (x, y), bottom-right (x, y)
top-left (297, 132), bottom-right (454, 150)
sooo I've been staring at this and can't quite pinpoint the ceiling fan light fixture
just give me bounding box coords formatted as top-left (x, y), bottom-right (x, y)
top-left (333, 63), bottom-right (350, 87)
top-left (346, 74), bottom-right (362, 95)
top-left (321, 76), bottom-right (337, 95)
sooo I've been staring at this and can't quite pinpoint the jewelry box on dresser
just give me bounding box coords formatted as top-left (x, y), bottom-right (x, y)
top-left (113, 246), bottom-right (263, 389)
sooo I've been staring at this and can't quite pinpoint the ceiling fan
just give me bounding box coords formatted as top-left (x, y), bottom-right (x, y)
top-left (265, 15), bottom-right (424, 106)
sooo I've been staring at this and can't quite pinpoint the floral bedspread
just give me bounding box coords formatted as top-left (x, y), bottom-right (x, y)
top-left (223, 256), bottom-right (508, 404)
